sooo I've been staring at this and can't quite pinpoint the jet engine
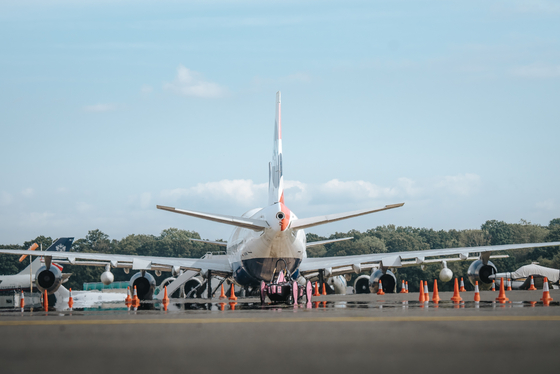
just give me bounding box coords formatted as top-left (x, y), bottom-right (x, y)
top-left (35, 265), bottom-right (63, 295)
top-left (129, 271), bottom-right (156, 300)
top-left (439, 261), bottom-right (453, 283)
top-left (100, 264), bottom-right (114, 285)
top-left (467, 259), bottom-right (497, 290)
top-left (354, 269), bottom-right (397, 294)
top-left (327, 275), bottom-right (347, 294)
top-left (182, 276), bottom-right (206, 298)
top-left (353, 275), bottom-right (371, 294)
top-left (369, 269), bottom-right (397, 293)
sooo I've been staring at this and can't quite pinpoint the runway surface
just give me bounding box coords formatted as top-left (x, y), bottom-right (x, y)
top-left (1, 290), bottom-right (559, 374)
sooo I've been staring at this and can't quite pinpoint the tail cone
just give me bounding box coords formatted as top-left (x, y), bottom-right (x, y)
top-left (321, 283), bottom-right (327, 296)
top-left (405, 281), bottom-right (409, 293)
top-left (125, 286), bottom-right (132, 307)
top-left (491, 280), bottom-right (496, 291)
top-left (459, 277), bottom-right (466, 292)
top-left (419, 280), bottom-right (425, 303)
top-left (450, 278), bottom-right (462, 303)
top-left (506, 278), bottom-right (512, 291)
top-left (219, 284), bottom-right (226, 299)
top-left (423, 281), bottom-right (429, 302)
top-left (495, 277), bottom-right (509, 303)
top-left (132, 285), bottom-right (140, 308)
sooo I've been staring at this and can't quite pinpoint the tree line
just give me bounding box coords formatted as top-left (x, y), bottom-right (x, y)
top-left (1, 219), bottom-right (559, 292)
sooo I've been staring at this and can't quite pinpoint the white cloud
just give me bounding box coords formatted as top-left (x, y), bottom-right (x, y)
top-left (163, 65), bottom-right (227, 98)
top-left (317, 179), bottom-right (399, 202)
top-left (0, 191), bottom-right (13, 206)
top-left (140, 192), bottom-right (151, 209)
top-left (161, 179), bottom-right (267, 207)
top-left (76, 202), bottom-right (93, 213)
top-left (21, 188), bottom-right (34, 198)
top-left (509, 63), bottom-right (560, 78)
top-left (536, 199), bottom-right (555, 211)
top-left (434, 173), bottom-right (481, 196)
top-left (83, 103), bottom-right (118, 112)
top-left (140, 85), bottom-right (153, 94)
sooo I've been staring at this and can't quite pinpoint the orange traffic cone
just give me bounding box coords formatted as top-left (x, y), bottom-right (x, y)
top-left (68, 288), bottom-right (74, 309)
top-left (423, 281), bottom-right (429, 302)
top-left (540, 277), bottom-right (553, 303)
top-left (321, 283), bottom-right (327, 296)
top-left (43, 289), bottom-right (49, 311)
top-left (162, 286), bottom-right (169, 311)
top-left (132, 285), bottom-right (140, 308)
top-left (506, 278), bottom-right (512, 291)
top-left (20, 290), bottom-right (25, 311)
top-left (377, 280), bottom-right (385, 295)
top-left (125, 286), bottom-right (132, 307)
top-left (528, 276), bottom-right (537, 291)
top-left (459, 277), bottom-right (466, 292)
top-left (399, 280), bottom-right (406, 293)
top-left (432, 279), bottom-right (440, 303)
top-left (228, 284), bottom-right (237, 301)
top-left (451, 278), bottom-right (462, 302)
top-left (491, 280), bottom-right (496, 291)
top-left (419, 280), bottom-right (425, 302)
top-left (474, 281), bottom-right (481, 302)
top-left (405, 281), bottom-right (409, 293)
top-left (495, 277), bottom-right (509, 303)
top-left (219, 284), bottom-right (227, 299)
top-left (313, 282), bottom-right (320, 297)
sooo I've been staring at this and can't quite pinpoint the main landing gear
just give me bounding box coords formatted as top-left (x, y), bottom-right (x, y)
top-left (259, 260), bottom-right (313, 305)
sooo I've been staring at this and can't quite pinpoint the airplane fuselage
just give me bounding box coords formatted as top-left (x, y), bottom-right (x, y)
top-left (227, 203), bottom-right (306, 287)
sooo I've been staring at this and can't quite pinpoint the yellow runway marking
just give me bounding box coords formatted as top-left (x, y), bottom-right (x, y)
top-left (1, 315), bottom-right (560, 326)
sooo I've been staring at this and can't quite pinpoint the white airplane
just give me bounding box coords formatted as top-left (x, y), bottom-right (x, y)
top-left (1, 93), bottom-right (559, 302)
top-left (0, 237), bottom-right (74, 294)
top-left (53, 285), bottom-right (127, 311)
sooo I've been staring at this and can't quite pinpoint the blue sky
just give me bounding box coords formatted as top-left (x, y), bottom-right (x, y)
top-left (1, 0), bottom-right (559, 244)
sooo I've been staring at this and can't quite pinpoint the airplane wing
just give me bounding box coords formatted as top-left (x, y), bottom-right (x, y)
top-left (0, 249), bottom-right (233, 277)
top-left (306, 237), bottom-right (354, 247)
top-left (298, 241), bottom-right (560, 277)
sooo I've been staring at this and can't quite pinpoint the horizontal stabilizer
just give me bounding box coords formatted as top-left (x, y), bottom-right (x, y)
top-left (157, 205), bottom-right (269, 231)
top-left (290, 203), bottom-right (404, 230)
top-left (306, 237), bottom-right (354, 248)
top-left (188, 238), bottom-right (228, 247)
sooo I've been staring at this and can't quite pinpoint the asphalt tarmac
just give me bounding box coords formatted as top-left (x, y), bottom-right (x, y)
top-left (1, 290), bottom-right (559, 374)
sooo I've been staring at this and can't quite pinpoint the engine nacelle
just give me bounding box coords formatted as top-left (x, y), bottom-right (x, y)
top-left (35, 265), bottom-right (63, 294)
top-left (369, 269), bottom-right (397, 293)
top-left (327, 275), bottom-right (347, 295)
top-left (101, 269), bottom-right (114, 285)
top-left (467, 259), bottom-right (497, 290)
top-left (354, 275), bottom-right (371, 294)
top-left (129, 271), bottom-right (156, 300)
top-left (182, 276), bottom-right (205, 298)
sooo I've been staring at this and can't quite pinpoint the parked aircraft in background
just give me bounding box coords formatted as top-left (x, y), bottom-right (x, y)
top-left (0, 238), bottom-right (74, 294)
top-left (1, 93), bottom-right (559, 302)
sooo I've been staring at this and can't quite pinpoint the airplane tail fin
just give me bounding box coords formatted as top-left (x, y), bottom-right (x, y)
top-left (268, 91), bottom-right (284, 205)
top-left (17, 237), bottom-right (74, 275)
